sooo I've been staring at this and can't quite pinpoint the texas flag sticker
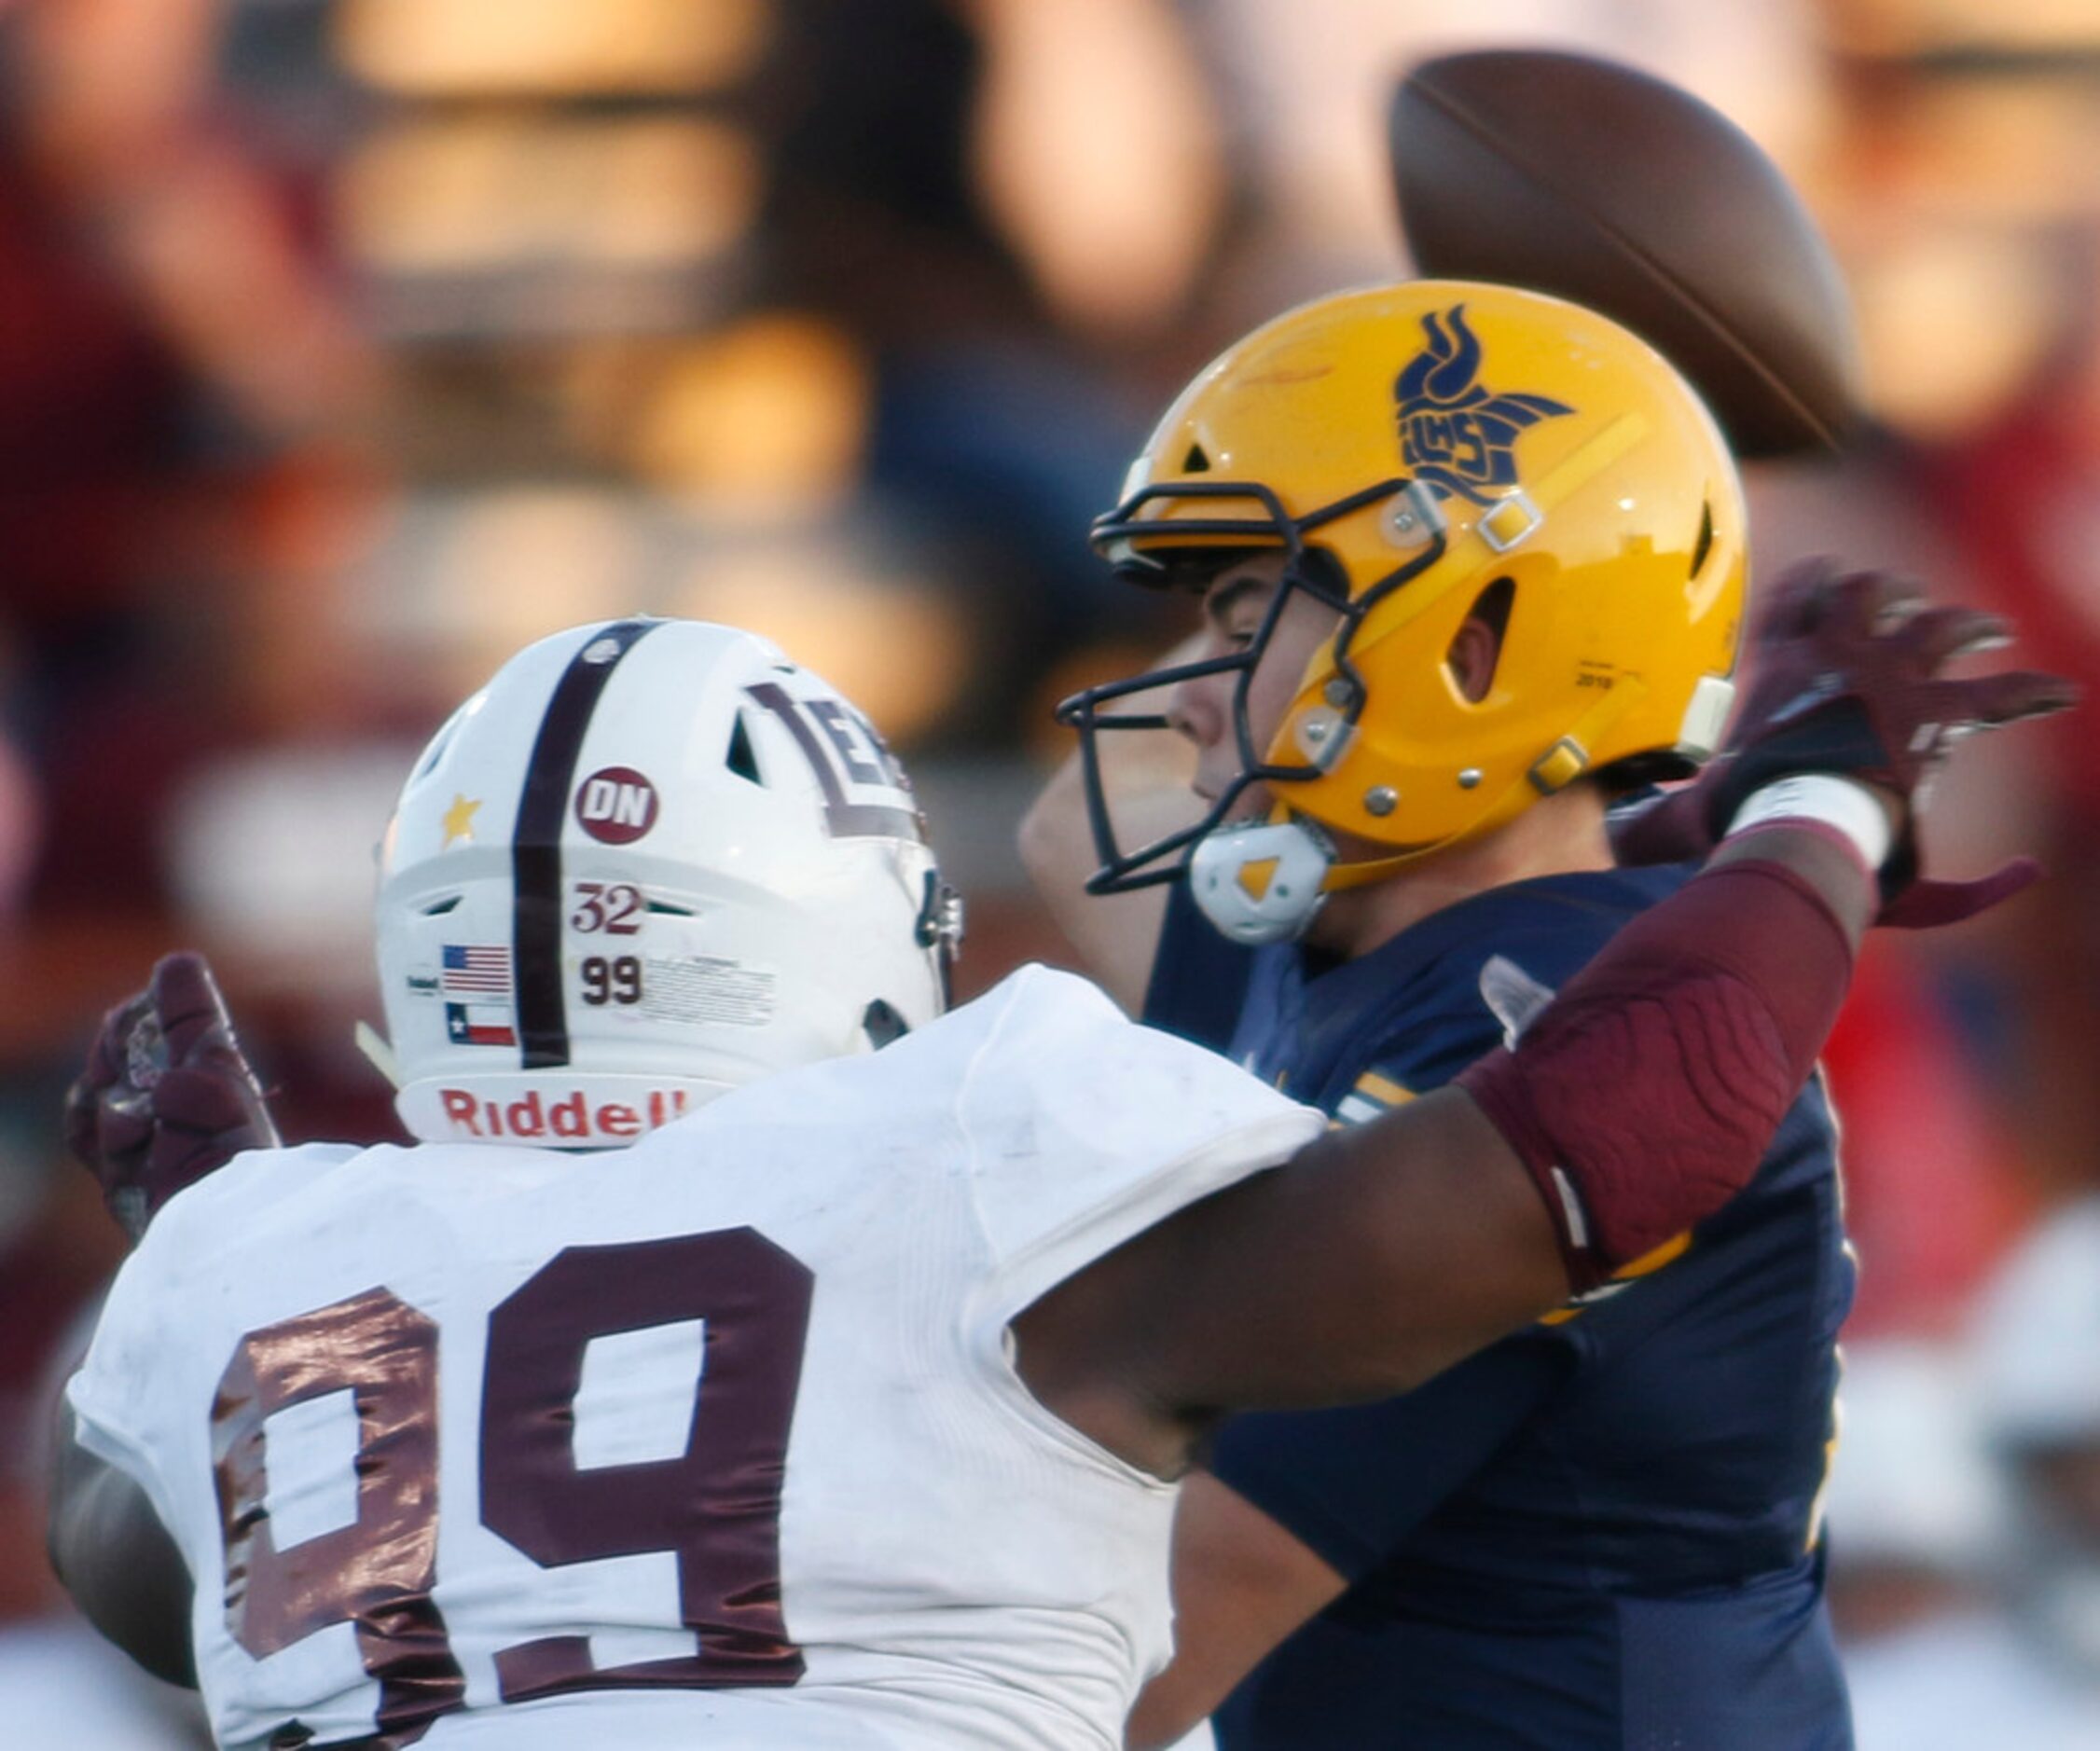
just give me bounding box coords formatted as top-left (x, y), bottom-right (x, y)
top-left (447, 1003), bottom-right (517, 1047)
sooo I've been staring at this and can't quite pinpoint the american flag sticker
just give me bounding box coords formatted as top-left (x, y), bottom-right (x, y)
top-left (447, 1003), bottom-right (517, 1047)
top-left (441, 944), bottom-right (513, 996)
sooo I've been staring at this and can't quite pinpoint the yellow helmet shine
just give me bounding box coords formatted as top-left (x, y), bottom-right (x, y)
top-left (1071, 281), bottom-right (1745, 902)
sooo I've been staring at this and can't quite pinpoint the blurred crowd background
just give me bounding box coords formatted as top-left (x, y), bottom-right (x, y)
top-left (0, 1), bottom-right (2097, 1744)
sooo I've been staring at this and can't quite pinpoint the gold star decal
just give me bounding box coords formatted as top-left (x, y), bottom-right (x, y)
top-left (441, 793), bottom-right (482, 848)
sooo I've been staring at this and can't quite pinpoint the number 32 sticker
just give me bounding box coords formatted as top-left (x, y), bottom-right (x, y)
top-left (572, 882), bottom-right (642, 934)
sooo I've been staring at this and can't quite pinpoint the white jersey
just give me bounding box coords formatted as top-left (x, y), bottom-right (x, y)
top-left (68, 966), bottom-right (1321, 1751)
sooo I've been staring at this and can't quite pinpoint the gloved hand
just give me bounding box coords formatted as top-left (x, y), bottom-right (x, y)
top-left (64, 952), bottom-right (282, 1241)
top-left (1611, 558), bottom-right (2077, 925)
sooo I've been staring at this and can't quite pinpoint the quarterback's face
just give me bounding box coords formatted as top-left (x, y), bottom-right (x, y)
top-left (1170, 552), bottom-right (1339, 817)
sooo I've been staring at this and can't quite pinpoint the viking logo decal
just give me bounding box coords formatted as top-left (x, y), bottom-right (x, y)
top-left (1395, 306), bottom-right (1573, 505)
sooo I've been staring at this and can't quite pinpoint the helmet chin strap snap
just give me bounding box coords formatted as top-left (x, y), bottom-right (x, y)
top-left (1188, 816), bottom-right (1337, 945)
top-left (1186, 806), bottom-right (1444, 946)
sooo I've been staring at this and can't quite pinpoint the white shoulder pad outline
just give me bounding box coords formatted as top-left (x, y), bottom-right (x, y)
top-left (1479, 953), bottom-right (1557, 1049)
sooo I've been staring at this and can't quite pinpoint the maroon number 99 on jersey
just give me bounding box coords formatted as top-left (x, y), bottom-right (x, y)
top-left (211, 1227), bottom-right (813, 1743)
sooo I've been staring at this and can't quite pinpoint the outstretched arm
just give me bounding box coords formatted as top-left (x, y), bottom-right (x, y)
top-left (49, 950), bottom-right (272, 1679)
top-left (1018, 567), bottom-right (2072, 1479)
top-left (1020, 818), bottom-right (1869, 1479)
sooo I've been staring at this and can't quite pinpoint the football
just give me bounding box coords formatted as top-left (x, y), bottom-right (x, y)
top-left (1388, 48), bottom-right (1861, 459)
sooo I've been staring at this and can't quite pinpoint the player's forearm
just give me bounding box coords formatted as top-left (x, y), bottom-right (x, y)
top-left (48, 1403), bottom-right (197, 1688)
top-left (1241, 820), bottom-right (1872, 1395)
top-left (1458, 818), bottom-right (1868, 1289)
top-left (1076, 819), bottom-right (1873, 1439)
top-left (1704, 816), bottom-right (1876, 944)
top-left (1085, 1084), bottom-right (1565, 1423)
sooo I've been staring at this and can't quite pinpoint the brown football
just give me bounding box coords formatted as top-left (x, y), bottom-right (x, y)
top-left (1388, 48), bottom-right (1861, 459)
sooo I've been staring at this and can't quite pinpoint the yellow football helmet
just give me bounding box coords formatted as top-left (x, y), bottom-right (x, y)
top-left (1057, 280), bottom-right (1747, 942)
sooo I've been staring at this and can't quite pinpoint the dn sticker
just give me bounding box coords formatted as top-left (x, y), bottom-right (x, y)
top-left (575, 766), bottom-right (659, 844)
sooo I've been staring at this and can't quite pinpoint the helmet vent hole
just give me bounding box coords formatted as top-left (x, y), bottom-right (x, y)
top-left (726, 712), bottom-right (763, 785)
top-left (1182, 444), bottom-right (1211, 474)
top-left (413, 715), bottom-right (463, 779)
top-left (646, 899), bottom-right (695, 917)
top-left (1691, 500), bottom-right (1715, 578)
top-left (420, 895), bottom-right (462, 917)
top-left (863, 999), bottom-right (909, 1049)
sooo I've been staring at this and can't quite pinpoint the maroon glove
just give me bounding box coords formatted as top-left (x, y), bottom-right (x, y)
top-left (1611, 558), bottom-right (2078, 926)
top-left (64, 952), bottom-right (282, 1240)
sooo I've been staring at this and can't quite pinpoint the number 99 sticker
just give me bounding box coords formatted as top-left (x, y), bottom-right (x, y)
top-left (580, 955), bottom-right (642, 1006)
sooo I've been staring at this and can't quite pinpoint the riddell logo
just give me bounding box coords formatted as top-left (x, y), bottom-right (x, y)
top-left (438, 1085), bottom-right (691, 1140)
top-left (575, 766), bottom-right (659, 844)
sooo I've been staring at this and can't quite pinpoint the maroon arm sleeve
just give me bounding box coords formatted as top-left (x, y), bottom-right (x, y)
top-left (1456, 849), bottom-right (1856, 1291)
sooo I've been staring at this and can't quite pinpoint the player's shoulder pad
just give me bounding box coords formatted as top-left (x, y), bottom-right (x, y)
top-left (1479, 953), bottom-right (1558, 1048)
top-left (953, 964), bottom-right (1324, 1268)
top-left (129, 1140), bottom-right (370, 1278)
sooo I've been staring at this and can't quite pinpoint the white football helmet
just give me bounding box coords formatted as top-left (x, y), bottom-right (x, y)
top-left (373, 618), bottom-right (960, 1146)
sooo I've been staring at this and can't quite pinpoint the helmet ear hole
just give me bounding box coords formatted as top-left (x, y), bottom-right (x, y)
top-left (1447, 577), bottom-right (1515, 704)
top-left (726, 712), bottom-right (763, 785)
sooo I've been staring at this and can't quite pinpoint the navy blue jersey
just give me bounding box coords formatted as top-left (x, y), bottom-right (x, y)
top-left (1144, 869), bottom-right (1856, 1750)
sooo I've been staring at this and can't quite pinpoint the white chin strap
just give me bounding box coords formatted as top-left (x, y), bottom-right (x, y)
top-left (1188, 817), bottom-right (1336, 946)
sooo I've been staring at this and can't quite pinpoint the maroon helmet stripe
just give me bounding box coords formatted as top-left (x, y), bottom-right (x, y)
top-left (513, 622), bottom-right (660, 1069)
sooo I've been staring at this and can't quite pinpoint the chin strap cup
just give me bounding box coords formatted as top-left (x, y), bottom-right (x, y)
top-left (1188, 817), bottom-right (1336, 945)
